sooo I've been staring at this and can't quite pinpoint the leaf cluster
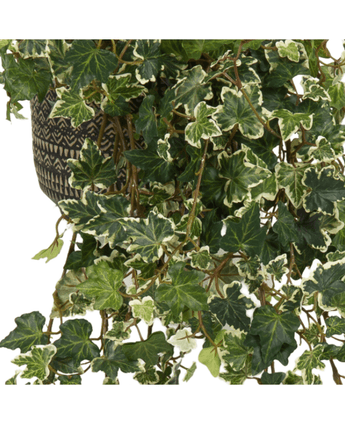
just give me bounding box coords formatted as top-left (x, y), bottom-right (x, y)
top-left (2, 39), bottom-right (345, 385)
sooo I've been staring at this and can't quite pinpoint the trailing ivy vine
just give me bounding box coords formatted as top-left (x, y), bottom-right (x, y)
top-left (1, 39), bottom-right (345, 384)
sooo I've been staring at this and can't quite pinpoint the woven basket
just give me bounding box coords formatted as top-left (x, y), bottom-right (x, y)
top-left (31, 90), bottom-right (134, 204)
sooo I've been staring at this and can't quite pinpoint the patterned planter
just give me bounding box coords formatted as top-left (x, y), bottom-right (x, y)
top-left (30, 90), bottom-right (132, 204)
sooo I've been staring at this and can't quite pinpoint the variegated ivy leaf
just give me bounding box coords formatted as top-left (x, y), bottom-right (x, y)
top-left (198, 346), bottom-right (221, 377)
top-left (214, 85), bottom-right (266, 139)
top-left (53, 318), bottom-right (100, 367)
top-left (219, 357), bottom-right (252, 385)
top-left (275, 162), bottom-right (310, 208)
top-left (104, 321), bottom-right (132, 343)
top-left (248, 305), bottom-right (300, 366)
top-left (32, 237), bottom-right (64, 263)
top-left (129, 296), bottom-right (155, 326)
top-left (122, 331), bottom-right (173, 366)
top-left (49, 87), bottom-right (95, 128)
top-left (185, 101), bottom-right (221, 148)
top-left (272, 201), bottom-right (300, 247)
top-left (209, 283), bottom-right (255, 332)
top-left (121, 209), bottom-right (175, 263)
top-left (133, 40), bottom-right (162, 84)
top-left (91, 341), bottom-right (139, 381)
top-left (5, 370), bottom-right (20, 385)
top-left (250, 174), bottom-right (278, 203)
top-left (12, 345), bottom-right (57, 381)
top-left (235, 256), bottom-right (262, 280)
top-left (155, 262), bottom-right (208, 316)
top-left (81, 194), bottom-right (130, 248)
top-left (305, 136), bottom-right (336, 163)
top-left (301, 76), bottom-right (331, 102)
top-left (325, 316), bottom-right (345, 337)
top-left (328, 82), bottom-right (345, 110)
top-left (302, 256), bottom-right (345, 313)
top-left (218, 150), bottom-right (271, 207)
top-left (265, 254), bottom-right (288, 282)
top-left (276, 40), bottom-right (300, 62)
top-left (302, 165), bottom-right (345, 215)
top-left (173, 65), bottom-right (213, 116)
top-left (64, 40), bottom-right (117, 92)
top-left (188, 246), bottom-right (213, 270)
top-left (271, 109), bottom-right (313, 142)
top-left (77, 261), bottom-right (124, 310)
top-left (101, 73), bottom-right (146, 116)
top-left (167, 328), bottom-right (197, 352)
top-left (0, 311), bottom-right (49, 353)
top-left (67, 138), bottom-right (116, 192)
top-left (220, 202), bottom-right (267, 258)
top-left (222, 332), bottom-right (253, 372)
top-left (294, 344), bottom-right (325, 385)
top-left (58, 191), bottom-right (104, 231)
top-left (17, 40), bottom-right (47, 58)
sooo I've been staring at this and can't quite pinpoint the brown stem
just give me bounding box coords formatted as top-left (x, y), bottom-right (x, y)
top-left (97, 112), bottom-right (108, 148)
top-left (330, 357), bottom-right (343, 385)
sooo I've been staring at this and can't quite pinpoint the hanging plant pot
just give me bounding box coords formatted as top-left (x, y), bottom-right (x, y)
top-left (30, 90), bottom-right (138, 204)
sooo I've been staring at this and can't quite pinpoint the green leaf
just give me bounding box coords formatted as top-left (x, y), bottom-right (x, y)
top-left (0, 311), bottom-right (49, 353)
top-left (295, 209), bottom-right (330, 253)
top-left (248, 305), bottom-right (300, 365)
top-left (67, 138), bottom-right (116, 191)
top-left (135, 95), bottom-right (158, 141)
top-left (32, 237), bottom-right (64, 263)
top-left (305, 136), bottom-right (336, 163)
top-left (2, 54), bottom-right (52, 102)
top-left (50, 269), bottom-right (91, 319)
top-left (78, 261), bottom-right (124, 310)
top-left (155, 262), bottom-right (208, 316)
top-left (129, 296), bottom-right (155, 325)
top-left (219, 150), bottom-right (271, 207)
top-left (294, 344), bottom-right (325, 384)
top-left (222, 332), bottom-right (253, 371)
top-left (121, 209), bottom-right (175, 263)
top-left (276, 40), bottom-right (300, 62)
top-left (219, 357), bottom-right (251, 385)
top-left (328, 82), bottom-right (345, 110)
top-left (199, 166), bottom-right (227, 206)
top-left (81, 194), bottom-right (130, 248)
top-left (265, 254), bottom-right (288, 282)
top-left (122, 331), bottom-right (173, 366)
top-left (53, 319), bottom-right (100, 367)
top-left (271, 109), bottom-right (313, 142)
top-left (183, 362), bottom-right (197, 382)
top-left (17, 40), bottom-right (47, 58)
top-left (220, 202), bottom-right (267, 257)
top-left (133, 40), bottom-right (162, 84)
top-left (272, 201), bottom-right (300, 246)
top-left (325, 316), bottom-right (345, 337)
top-left (261, 371), bottom-right (286, 384)
top-left (12, 345), bottom-right (57, 381)
top-left (209, 283), bottom-right (254, 331)
top-left (302, 256), bottom-right (345, 311)
top-left (198, 346), bottom-right (221, 377)
top-left (65, 40), bottom-right (117, 91)
top-left (48, 87), bottom-right (95, 128)
top-left (275, 162), bottom-right (309, 208)
top-left (189, 246), bottom-right (213, 270)
top-left (92, 341), bottom-right (139, 380)
top-left (214, 85), bottom-right (265, 139)
top-left (182, 40), bottom-right (229, 60)
top-left (58, 374), bottom-right (82, 385)
top-left (173, 65), bottom-right (213, 116)
top-left (301, 76), bottom-right (331, 102)
top-left (124, 140), bottom-right (176, 184)
top-left (185, 101), bottom-right (221, 148)
top-left (302, 166), bottom-right (345, 215)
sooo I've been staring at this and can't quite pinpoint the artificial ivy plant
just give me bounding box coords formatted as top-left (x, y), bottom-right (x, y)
top-left (1, 39), bottom-right (345, 385)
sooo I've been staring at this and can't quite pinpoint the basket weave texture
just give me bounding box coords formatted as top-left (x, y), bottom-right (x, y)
top-left (31, 90), bottom-right (123, 204)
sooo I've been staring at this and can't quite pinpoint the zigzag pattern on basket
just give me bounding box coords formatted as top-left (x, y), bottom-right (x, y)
top-left (31, 90), bottom-right (136, 204)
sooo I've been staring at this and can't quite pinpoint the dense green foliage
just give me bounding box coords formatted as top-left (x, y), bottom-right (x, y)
top-left (1, 39), bottom-right (345, 384)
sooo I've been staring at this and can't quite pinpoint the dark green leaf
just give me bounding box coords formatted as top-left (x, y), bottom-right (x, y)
top-left (272, 201), bottom-right (300, 246)
top-left (0, 311), bottom-right (48, 353)
top-left (261, 371), bottom-right (286, 384)
top-left (122, 331), bottom-right (173, 366)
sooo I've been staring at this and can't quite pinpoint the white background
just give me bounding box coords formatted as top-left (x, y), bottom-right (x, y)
top-left (1, 4), bottom-right (345, 423)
